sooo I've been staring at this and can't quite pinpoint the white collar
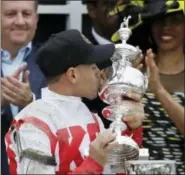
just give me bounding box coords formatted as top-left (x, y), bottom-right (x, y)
top-left (41, 87), bottom-right (82, 102)
top-left (1, 42), bottom-right (32, 59)
top-left (92, 27), bottom-right (112, 45)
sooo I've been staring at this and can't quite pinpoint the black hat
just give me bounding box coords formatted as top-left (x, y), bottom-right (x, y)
top-left (36, 29), bottom-right (115, 77)
top-left (141, 0), bottom-right (184, 21)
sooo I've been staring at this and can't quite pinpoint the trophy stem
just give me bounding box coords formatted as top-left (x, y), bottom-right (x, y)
top-left (110, 113), bottom-right (127, 136)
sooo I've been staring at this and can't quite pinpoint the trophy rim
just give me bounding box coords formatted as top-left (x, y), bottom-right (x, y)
top-left (105, 84), bottom-right (144, 95)
top-left (102, 105), bottom-right (143, 121)
top-left (99, 84), bottom-right (144, 105)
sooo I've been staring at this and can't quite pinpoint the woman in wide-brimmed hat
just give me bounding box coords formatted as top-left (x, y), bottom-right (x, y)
top-left (111, 0), bottom-right (184, 174)
top-left (140, 1), bottom-right (184, 174)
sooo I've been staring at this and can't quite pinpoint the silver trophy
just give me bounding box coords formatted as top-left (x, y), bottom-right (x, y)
top-left (99, 16), bottom-right (148, 174)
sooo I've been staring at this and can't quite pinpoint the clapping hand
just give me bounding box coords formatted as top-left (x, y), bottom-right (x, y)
top-left (1, 63), bottom-right (33, 108)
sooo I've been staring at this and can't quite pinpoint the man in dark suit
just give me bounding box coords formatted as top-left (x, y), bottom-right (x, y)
top-left (83, 0), bottom-right (120, 45)
top-left (1, 1), bottom-right (46, 174)
top-left (83, 0), bottom-right (147, 47)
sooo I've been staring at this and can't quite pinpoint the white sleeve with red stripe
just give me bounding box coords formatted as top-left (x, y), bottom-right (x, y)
top-left (8, 121), bottom-right (104, 174)
top-left (6, 98), bottom-right (106, 174)
top-left (13, 122), bottom-right (56, 174)
top-left (7, 117), bottom-right (104, 174)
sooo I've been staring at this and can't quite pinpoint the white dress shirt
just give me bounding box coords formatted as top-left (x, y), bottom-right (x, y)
top-left (92, 27), bottom-right (113, 45)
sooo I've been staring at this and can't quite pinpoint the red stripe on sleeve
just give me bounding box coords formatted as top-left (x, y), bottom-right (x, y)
top-left (5, 117), bottom-right (57, 175)
top-left (15, 117), bottom-right (57, 155)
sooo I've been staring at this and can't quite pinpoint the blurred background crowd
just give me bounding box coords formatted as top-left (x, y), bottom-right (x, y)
top-left (1, 0), bottom-right (184, 174)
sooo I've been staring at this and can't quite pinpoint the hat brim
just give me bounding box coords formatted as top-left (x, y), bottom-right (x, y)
top-left (86, 44), bottom-right (115, 69)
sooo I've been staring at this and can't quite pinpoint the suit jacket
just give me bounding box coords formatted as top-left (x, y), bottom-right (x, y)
top-left (1, 45), bottom-right (47, 175)
top-left (1, 45), bottom-right (47, 136)
top-left (83, 31), bottom-right (112, 129)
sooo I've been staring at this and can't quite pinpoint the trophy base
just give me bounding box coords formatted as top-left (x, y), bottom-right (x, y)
top-left (108, 135), bottom-right (139, 174)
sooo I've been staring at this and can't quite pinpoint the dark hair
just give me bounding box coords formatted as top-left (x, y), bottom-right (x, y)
top-left (82, 0), bottom-right (98, 4)
top-left (47, 74), bottom-right (61, 84)
top-left (83, 0), bottom-right (119, 9)
top-left (82, 0), bottom-right (97, 5)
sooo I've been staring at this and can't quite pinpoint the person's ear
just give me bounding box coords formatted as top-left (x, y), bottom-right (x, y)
top-left (87, 3), bottom-right (97, 19)
top-left (66, 67), bottom-right (78, 84)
